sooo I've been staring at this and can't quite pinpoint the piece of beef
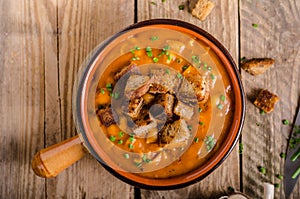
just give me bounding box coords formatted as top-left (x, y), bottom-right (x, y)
top-left (114, 62), bottom-right (137, 81)
top-left (148, 83), bottom-right (168, 94)
top-left (186, 73), bottom-right (209, 104)
top-left (124, 75), bottom-right (151, 99)
top-left (97, 107), bottom-right (115, 127)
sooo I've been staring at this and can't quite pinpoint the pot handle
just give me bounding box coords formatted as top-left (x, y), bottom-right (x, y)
top-left (32, 135), bottom-right (87, 178)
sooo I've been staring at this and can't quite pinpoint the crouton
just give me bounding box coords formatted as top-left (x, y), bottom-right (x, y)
top-left (254, 89), bottom-right (279, 113)
top-left (241, 58), bottom-right (275, 76)
top-left (188, 0), bottom-right (215, 21)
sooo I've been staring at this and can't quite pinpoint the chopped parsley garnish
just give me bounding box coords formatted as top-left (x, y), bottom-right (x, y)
top-left (106, 83), bottom-right (113, 92)
top-left (292, 167), bottom-right (300, 179)
top-left (207, 66), bottom-right (212, 71)
top-left (110, 92), bottom-right (120, 99)
top-left (258, 166), bottom-right (266, 174)
top-left (124, 153), bottom-right (129, 159)
top-left (118, 140), bottom-right (123, 144)
top-left (276, 174), bottom-right (283, 180)
top-left (274, 183), bottom-right (280, 188)
top-left (240, 56), bottom-right (246, 62)
top-left (147, 51), bottom-right (153, 57)
top-left (150, 36), bottom-right (159, 41)
top-left (252, 23), bottom-right (258, 28)
top-left (182, 65), bottom-right (189, 71)
top-left (282, 119), bottom-right (289, 125)
top-left (192, 55), bottom-right (200, 64)
top-left (211, 74), bottom-right (216, 80)
top-left (220, 95), bottom-right (226, 102)
top-left (167, 55), bottom-right (172, 60)
top-left (260, 110), bottom-right (265, 115)
top-left (129, 136), bottom-right (135, 143)
top-left (187, 125), bottom-right (192, 131)
top-left (146, 46), bottom-right (152, 52)
top-left (153, 57), bottom-right (159, 63)
top-left (199, 121), bottom-right (204, 126)
top-left (165, 69), bottom-right (170, 74)
top-left (162, 45), bottom-right (170, 51)
top-left (194, 137), bottom-right (199, 143)
top-left (239, 143), bottom-right (243, 154)
top-left (128, 143), bottom-right (134, 149)
top-left (178, 4), bottom-right (185, 10)
top-left (280, 152), bottom-right (286, 158)
top-left (217, 103), bottom-right (223, 110)
top-left (100, 88), bottom-right (105, 94)
top-left (135, 46), bottom-right (141, 50)
top-left (109, 136), bottom-right (116, 142)
top-left (204, 135), bottom-right (216, 151)
top-left (198, 107), bottom-right (202, 112)
top-left (132, 56), bottom-right (140, 61)
top-left (177, 73), bottom-right (183, 79)
top-left (119, 131), bottom-right (124, 137)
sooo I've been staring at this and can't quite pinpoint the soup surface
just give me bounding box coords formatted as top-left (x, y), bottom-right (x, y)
top-left (93, 27), bottom-right (233, 178)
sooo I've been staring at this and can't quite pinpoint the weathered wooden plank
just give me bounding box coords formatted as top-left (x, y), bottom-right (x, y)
top-left (45, 0), bottom-right (136, 198)
top-left (138, 1), bottom-right (240, 198)
top-left (240, 0), bottom-right (300, 198)
top-left (0, 0), bottom-right (54, 198)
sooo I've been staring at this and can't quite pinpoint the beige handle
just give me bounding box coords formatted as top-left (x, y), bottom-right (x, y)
top-left (32, 135), bottom-right (87, 178)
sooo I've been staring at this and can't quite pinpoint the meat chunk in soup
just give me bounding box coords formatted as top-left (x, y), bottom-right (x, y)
top-left (173, 100), bottom-right (194, 120)
top-left (114, 62), bottom-right (137, 81)
top-left (97, 107), bottom-right (116, 127)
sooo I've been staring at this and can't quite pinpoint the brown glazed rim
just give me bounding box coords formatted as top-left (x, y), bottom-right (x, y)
top-left (75, 19), bottom-right (245, 190)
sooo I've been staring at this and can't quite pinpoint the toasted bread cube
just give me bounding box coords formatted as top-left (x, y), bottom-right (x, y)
top-left (188, 0), bottom-right (215, 21)
top-left (254, 89), bottom-right (279, 113)
top-left (241, 58), bottom-right (275, 76)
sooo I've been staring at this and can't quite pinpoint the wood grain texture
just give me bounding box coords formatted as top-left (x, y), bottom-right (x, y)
top-left (45, 0), bottom-right (135, 198)
top-left (138, 1), bottom-right (240, 198)
top-left (240, 0), bottom-right (300, 198)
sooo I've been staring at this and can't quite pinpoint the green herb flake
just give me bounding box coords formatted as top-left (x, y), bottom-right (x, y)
top-left (163, 45), bottom-right (170, 51)
top-left (167, 55), bottom-right (172, 61)
top-left (258, 166), bottom-right (266, 175)
top-left (153, 57), bottom-right (159, 63)
top-left (217, 103), bottom-right (223, 110)
top-left (204, 135), bottom-right (216, 151)
top-left (142, 154), bottom-right (147, 162)
top-left (118, 140), bottom-right (123, 145)
top-left (165, 69), bottom-right (170, 74)
top-left (252, 23), bottom-right (258, 28)
top-left (187, 125), bottom-right (192, 131)
top-left (260, 110), bottom-right (265, 115)
top-left (146, 46), bottom-right (152, 52)
top-left (292, 167), bottom-right (300, 179)
top-left (182, 65), bottom-right (189, 71)
top-left (192, 55), bottom-right (200, 64)
top-left (132, 56), bottom-right (140, 61)
top-left (100, 88), bottom-right (105, 94)
top-left (147, 51), bottom-right (153, 57)
top-left (207, 66), bottom-right (212, 71)
top-left (135, 46), bottom-right (141, 50)
top-left (239, 143), bottom-right (244, 154)
top-left (211, 74), bottom-right (216, 80)
top-left (110, 92), bottom-right (120, 99)
top-left (135, 162), bottom-right (142, 168)
top-left (240, 56), bottom-right (247, 62)
top-left (178, 4), bottom-right (185, 10)
top-left (130, 49), bottom-right (135, 54)
top-left (282, 119), bottom-right (289, 125)
top-left (129, 136), bottom-right (135, 143)
top-left (199, 121), bottom-right (204, 126)
top-left (177, 73), bottom-right (183, 79)
top-left (274, 183), bottom-right (280, 188)
top-left (128, 143), bottom-right (134, 149)
top-left (150, 36), bottom-right (159, 41)
top-left (119, 131), bottom-right (124, 137)
top-left (150, 1), bottom-right (157, 6)
top-left (124, 153), bottom-right (130, 159)
top-left (220, 95), bottom-right (226, 102)
top-left (194, 137), bottom-right (199, 143)
top-left (109, 136), bottom-right (116, 142)
top-left (198, 107), bottom-right (202, 113)
top-left (280, 152), bottom-right (286, 158)
top-left (276, 174), bottom-right (283, 180)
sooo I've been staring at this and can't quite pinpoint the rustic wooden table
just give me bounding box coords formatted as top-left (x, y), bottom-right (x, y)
top-left (1, 0), bottom-right (300, 198)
